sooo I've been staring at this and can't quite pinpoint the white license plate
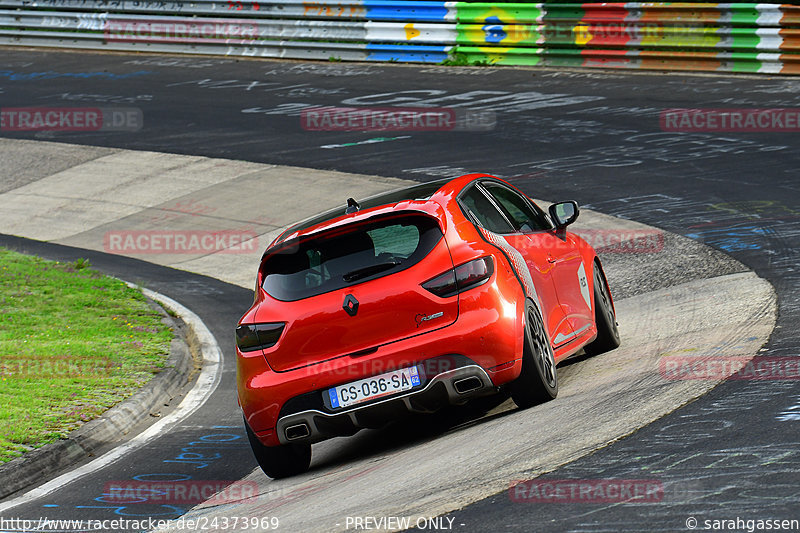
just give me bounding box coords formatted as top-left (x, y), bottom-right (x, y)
top-left (328, 366), bottom-right (421, 409)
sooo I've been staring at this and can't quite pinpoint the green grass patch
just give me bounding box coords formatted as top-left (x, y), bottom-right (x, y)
top-left (0, 248), bottom-right (173, 463)
top-left (440, 52), bottom-right (497, 67)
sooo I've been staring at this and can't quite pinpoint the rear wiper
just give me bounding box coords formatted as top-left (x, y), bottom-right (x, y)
top-left (342, 261), bottom-right (401, 282)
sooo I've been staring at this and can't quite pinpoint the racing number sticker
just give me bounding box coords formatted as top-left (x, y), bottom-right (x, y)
top-left (577, 262), bottom-right (591, 310)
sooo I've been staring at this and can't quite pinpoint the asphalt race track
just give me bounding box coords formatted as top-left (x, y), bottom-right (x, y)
top-left (0, 50), bottom-right (798, 532)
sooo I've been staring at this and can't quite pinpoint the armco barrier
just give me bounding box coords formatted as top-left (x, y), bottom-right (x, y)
top-left (1, 2), bottom-right (799, 74)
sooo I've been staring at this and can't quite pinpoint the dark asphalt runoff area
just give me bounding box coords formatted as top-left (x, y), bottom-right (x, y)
top-left (1, 50), bottom-right (798, 531)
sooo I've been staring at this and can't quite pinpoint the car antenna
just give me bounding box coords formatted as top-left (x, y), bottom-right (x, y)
top-left (346, 197), bottom-right (360, 214)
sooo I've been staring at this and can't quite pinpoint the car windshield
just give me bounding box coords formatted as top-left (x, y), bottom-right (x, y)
top-left (262, 213), bottom-right (442, 301)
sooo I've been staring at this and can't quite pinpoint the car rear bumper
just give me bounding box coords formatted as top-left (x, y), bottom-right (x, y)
top-left (275, 362), bottom-right (495, 445)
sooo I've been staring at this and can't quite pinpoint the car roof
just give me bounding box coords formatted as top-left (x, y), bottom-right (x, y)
top-left (272, 177), bottom-right (454, 244)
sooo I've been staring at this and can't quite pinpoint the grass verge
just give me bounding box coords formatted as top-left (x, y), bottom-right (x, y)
top-left (0, 247), bottom-right (173, 463)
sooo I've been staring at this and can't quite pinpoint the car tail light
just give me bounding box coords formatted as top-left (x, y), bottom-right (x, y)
top-left (236, 323), bottom-right (285, 352)
top-left (422, 257), bottom-right (494, 298)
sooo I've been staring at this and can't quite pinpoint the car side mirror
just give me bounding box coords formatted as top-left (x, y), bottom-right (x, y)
top-left (549, 201), bottom-right (579, 229)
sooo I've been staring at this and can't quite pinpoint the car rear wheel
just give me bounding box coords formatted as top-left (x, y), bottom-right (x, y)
top-left (244, 416), bottom-right (311, 479)
top-left (510, 300), bottom-right (558, 408)
top-left (583, 263), bottom-right (621, 356)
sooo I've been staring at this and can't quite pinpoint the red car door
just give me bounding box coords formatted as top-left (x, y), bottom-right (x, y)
top-left (470, 182), bottom-right (576, 349)
top-left (484, 183), bottom-right (594, 347)
top-left (530, 231), bottom-right (593, 348)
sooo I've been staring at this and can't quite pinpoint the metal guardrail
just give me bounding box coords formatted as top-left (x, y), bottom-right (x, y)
top-left (1, 2), bottom-right (799, 74)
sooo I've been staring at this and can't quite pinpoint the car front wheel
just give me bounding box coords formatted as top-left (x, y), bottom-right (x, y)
top-left (584, 262), bottom-right (621, 356)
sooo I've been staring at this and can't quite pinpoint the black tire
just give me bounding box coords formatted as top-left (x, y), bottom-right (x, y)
top-left (510, 300), bottom-right (558, 409)
top-left (583, 262), bottom-right (621, 356)
top-left (244, 416), bottom-right (311, 479)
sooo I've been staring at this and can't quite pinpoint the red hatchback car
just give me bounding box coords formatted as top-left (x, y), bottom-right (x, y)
top-left (237, 174), bottom-right (619, 478)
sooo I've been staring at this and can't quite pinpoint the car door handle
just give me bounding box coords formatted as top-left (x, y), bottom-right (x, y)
top-left (547, 254), bottom-right (557, 264)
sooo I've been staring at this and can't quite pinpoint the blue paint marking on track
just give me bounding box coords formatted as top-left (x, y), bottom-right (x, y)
top-left (686, 225), bottom-right (771, 252)
top-left (64, 431), bottom-right (247, 521)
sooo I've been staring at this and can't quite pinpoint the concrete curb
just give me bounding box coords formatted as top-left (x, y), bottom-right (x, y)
top-left (0, 288), bottom-right (199, 501)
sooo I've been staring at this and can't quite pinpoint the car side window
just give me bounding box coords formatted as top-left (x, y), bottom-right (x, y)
top-left (459, 186), bottom-right (515, 234)
top-left (482, 183), bottom-right (551, 232)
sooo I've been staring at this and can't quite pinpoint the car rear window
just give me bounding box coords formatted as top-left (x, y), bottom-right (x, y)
top-left (261, 213), bottom-right (443, 301)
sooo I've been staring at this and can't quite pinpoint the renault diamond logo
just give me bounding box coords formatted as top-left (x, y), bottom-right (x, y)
top-left (343, 294), bottom-right (359, 316)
